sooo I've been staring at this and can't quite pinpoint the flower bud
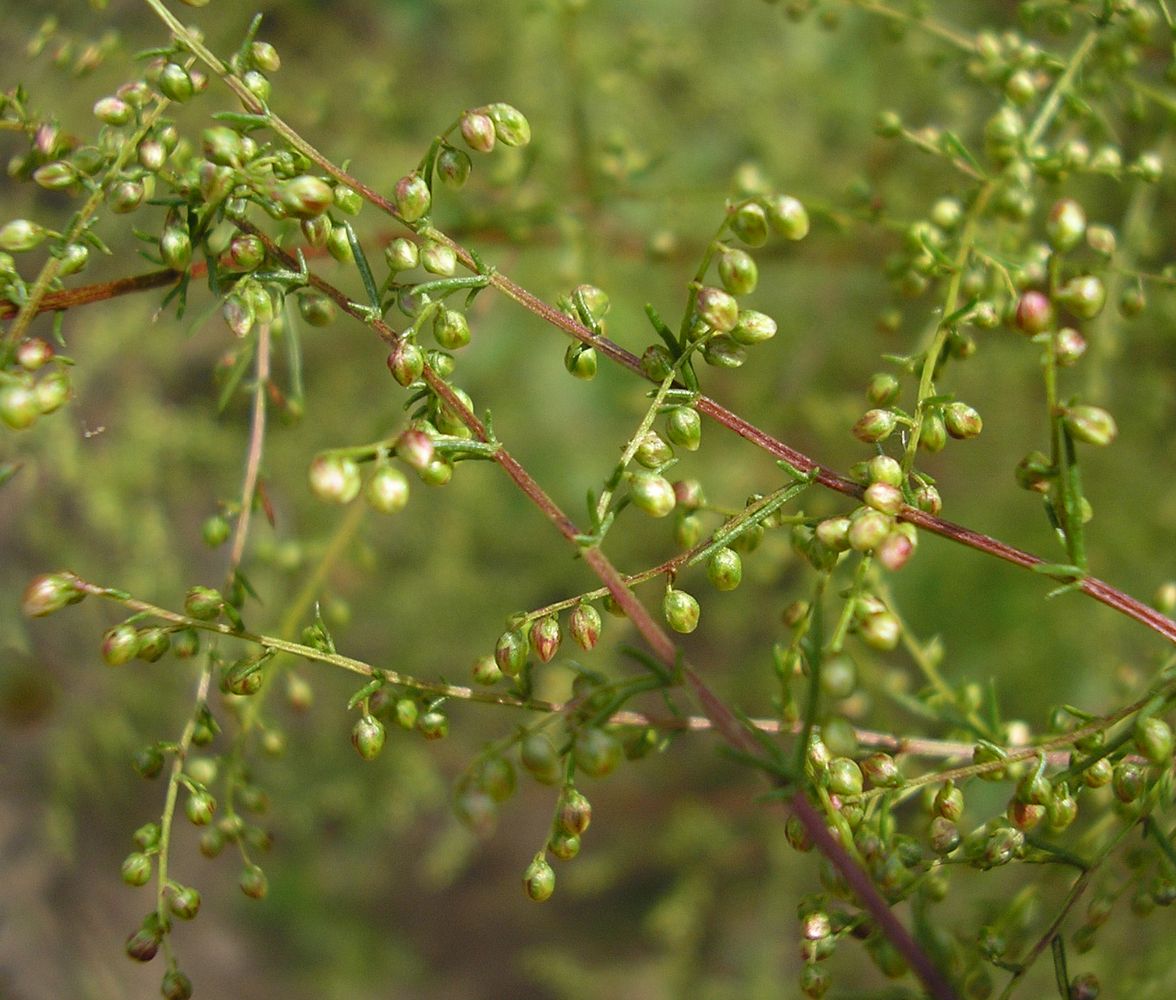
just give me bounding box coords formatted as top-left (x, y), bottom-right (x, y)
top-left (158, 63), bottom-right (194, 102)
top-left (706, 547), bottom-right (742, 591)
top-left (663, 587), bottom-right (700, 634)
top-left (730, 309), bottom-right (777, 346)
top-left (1046, 198), bottom-right (1086, 252)
top-left (365, 464), bottom-right (410, 514)
top-left (523, 854), bottom-right (555, 902)
top-left (640, 344), bottom-right (674, 381)
top-left (730, 201), bottom-right (768, 246)
top-left (495, 627), bottom-right (529, 677)
top-left (386, 339), bottom-right (425, 386)
top-left (520, 732), bottom-right (562, 784)
top-left (472, 654), bottom-right (502, 686)
top-left (486, 103), bottom-right (531, 146)
top-left (0, 219), bottom-right (46, 253)
top-left (308, 454), bottom-right (361, 503)
top-left (1054, 327), bottom-right (1087, 366)
top-left (297, 290), bottom-right (336, 327)
top-left (185, 789), bottom-right (216, 826)
top-left (944, 401), bottom-right (983, 439)
top-left (815, 516), bottom-right (851, 551)
top-left (385, 237), bottom-right (419, 272)
top-left (1134, 716), bottom-right (1174, 766)
top-left (858, 611), bottom-right (901, 651)
top-left (575, 727), bottom-right (622, 777)
top-left (861, 752), bottom-right (902, 788)
top-left (352, 714), bottom-right (386, 760)
top-left (168, 885), bottom-right (202, 920)
top-left (852, 408), bottom-right (896, 443)
top-left (673, 478), bottom-right (705, 510)
top-left (848, 508), bottom-right (890, 551)
top-left (629, 472), bottom-right (676, 517)
top-left (530, 615), bottom-right (561, 663)
top-left (1014, 290), bottom-right (1054, 334)
top-left (557, 787), bottom-right (592, 835)
top-left (421, 241), bottom-right (457, 275)
top-left (1058, 274), bottom-right (1106, 319)
top-left (437, 146), bottom-right (472, 189)
top-left (124, 923), bottom-right (161, 963)
top-left (433, 308), bottom-right (471, 350)
top-left (94, 96), bottom-right (132, 126)
top-left (863, 482), bottom-right (904, 515)
top-left (1063, 405), bottom-right (1117, 446)
top-left (548, 830), bottom-right (580, 860)
top-left (240, 863), bottom-right (268, 900)
top-left (919, 411), bottom-right (947, 453)
top-left (718, 248), bottom-right (758, 295)
top-left (460, 111), bottom-right (496, 153)
top-left (569, 603), bottom-right (601, 651)
top-left (121, 851), bottom-right (152, 886)
top-left (21, 572), bottom-right (85, 617)
top-left (827, 757), bottom-right (863, 797)
top-left (766, 194), bottom-right (810, 240)
top-left (135, 627), bottom-right (171, 663)
top-left (564, 342), bottom-right (597, 380)
top-left (695, 286), bottom-right (739, 332)
top-left (393, 173), bottom-right (431, 222)
top-left (275, 175), bottom-right (332, 219)
top-left (396, 428), bottom-right (435, 471)
top-left (665, 406), bottom-right (701, 451)
top-left (419, 709), bottom-right (449, 739)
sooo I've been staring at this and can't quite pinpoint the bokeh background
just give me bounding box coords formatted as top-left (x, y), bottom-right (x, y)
top-left (1, 1), bottom-right (1174, 997)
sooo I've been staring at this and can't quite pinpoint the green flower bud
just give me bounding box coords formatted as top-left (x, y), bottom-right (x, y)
top-left (569, 603), bottom-right (601, 651)
top-left (730, 309), bottom-right (777, 346)
top-left (1082, 756), bottom-right (1112, 788)
top-left (274, 175), bottom-right (331, 219)
top-left (876, 527), bottom-right (916, 572)
top-left (158, 62), bottom-right (194, 102)
top-left (827, 757), bottom-right (863, 796)
top-left (308, 453), bottom-right (361, 503)
top-left (696, 286), bottom-right (739, 332)
top-left (629, 471), bottom-right (676, 517)
top-left (417, 455), bottom-right (454, 486)
top-left (530, 615), bottom-right (562, 663)
top-left (639, 344), bottom-right (674, 381)
top-left (183, 585), bottom-right (222, 620)
top-left (730, 201), bottom-right (769, 246)
top-left (385, 237), bottom-right (420, 272)
top-left (418, 709), bottom-right (449, 740)
top-left (848, 508), bottom-right (890, 551)
top-left (944, 401), bottom-right (982, 439)
top-left (1046, 198), bottom-right (1086, 252)
top-left (121, 851), bottom-right (152, 886)
top-left (548, 830), bottom-right (580, 860)
top-left (1058, 274), bottom-right (1106, 320)
top-left (575, 727), bottom-right (622, 778)
top-left (135, 627), bottom-right (171, 663)
top-left (15, 337), bottom-right (53, 372)
top-left (564, 341), bottom-right (597, 379)
top-left (765, 194), bottom-right (810, 240)
top-left (159, 226), bottom-right (192, 271)
top-left (0, 383), bottom-right (39, 430)
top-left (365, 464), bottom-right (410, 514)
top-left (471, 654), bottom-right (502, 686)
top-left (874, 110), bottom-right (903, 137)
top-left (485, 103), bottom-right (531, 147)
top-left (239, 863), bottom-right (268, 900)
top-left (706, 547), bottom-right (742, 591)
top-left (421, 241), bottom-right (457, 275)
top-left (520, 732), bottom-right (562, 784)
top-left (352, 714), bottom-right (386, 760)
top-left (394, 698), bottom-right (418, 730)
top-left (1113, 759), bottom-right (1147, 803)
top-left (663, 587), bottom-right (700, 634)
top-left (0, 219), bottom-right (46, 253)
top-left (557, 786), bottom-right (592, 836)
top-left (863, 482), bottom-right (904, 515)
top-left (33, 160), bottom-right (77, 190)
top-left (124, 922), bottom-right (161, 963)
top-left (815, 516), bottom-right (851, 552)
top-left (133, 745), bottom-right (165, 779)
top-left (1014, 290), bottom-right (1054, 334)
top-left (242, 69), bottom-right (271, 102)
top-left (433, 308), bottom-right (471, 350)
top-left (21, 572), bottom-right (85, 617)
top-left (852, 408), bottom-right (896, 443)
top-left (393, 173), bottom-right (431, 222)
top-left (454, 789), bottom-right (498, 836)
top-left (1063, 405), bottom-right (1117, 446)
top-left (437, 146), bottom-right (472, 188)
top-left (858, 611), bottom-right (900, 651)
top-left (297, 290), bottom-right (336, 327)
top-left (523, 854), bottom-right (555, 901)
top-left (928, 816), bottom-right (960, 854)
top-left (495, 627), bottom-right (529, 677)
top-left (396, 428), bottom-right (435, 471)
top-left (93, 96), bottom-right (132, 126)
top-left (460, 111), bottom-right (496, 153)
top-left (168, 885), bottom-right (201, 920)
top-left (102, 621), bottom-right (141, 668)
top-left (718, 248), bottom-right (758, 294)
top-left (860, 752), bottom-right (902, 788)
top-left (665, 406), bottom-right (701, 451)
top-left (386, 339), bottom-right (425, 387)
top-left (673, 478), bottom-right (705, 509)
top-left (1134, 715), bottom-right (1174, 766)
top-left (229, 232), bottom-right (266, 270)
top-left (701, 334), bottom-right (746, 368)
top-left (1047, 786), bottom-right (1078, 832)
top-left (300, 214), bottom-right (332, 251)
top-left (674, 510), bottom-right (703, 549)
top-left (634, 431), bottom-right (673, 469)
top-left (1054, 327), bottom-right (1087, 366)
top-left (919, 411), bottom-right (947, 453)
top-left (185, 789), bottom-right (216, 826)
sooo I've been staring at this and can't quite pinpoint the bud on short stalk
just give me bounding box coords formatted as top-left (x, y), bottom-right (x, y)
top-left (569, 602), bottom-right (601, 651)
top-left (530, 616), bottom-right (561, 663)
top-left (308, 454), bottom-right (361, 503)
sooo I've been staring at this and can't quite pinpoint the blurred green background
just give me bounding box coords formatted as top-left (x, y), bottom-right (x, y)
top-left (1, 1), bottom-right (1174, 997)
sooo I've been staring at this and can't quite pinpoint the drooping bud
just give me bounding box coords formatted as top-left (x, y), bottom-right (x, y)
top-left (1063, 405), bottom-right (1117, 446)
top-left (718, 248), bottom-right (758, 295)
top-left (395, 428), bottom-right (434, 470)
top-left (1046, 198), bottom-right (1086, 252)
top-left (386, 339), bottom-right (425, 386)
top-left (494, 627), bottom-right (529, 677)
top-left (351, 714), bottom-right (386, 760)
top-left (695, 286), bottom-right (739, 332)
top-left (485, 103), bottom-right (531, 147)
top-left (944, 401), bottom-right (983, 439)
top-left (629, 472), bottom-right (676, 517)
top-left (21, 572), bottom-right (85, 617)
top-left (663, 587), bottom-right (700, 634)
top-left (308, 454), bottom-right (361, 503)
top-left (529, 615), bottom-right (562, 663)
top-left (853, 408), bottom-right (897, 443)
top-left (365, 464), bottom-right (410, 514)
top-left (730, 309), bottom-right (777, 346)
top-left (706, 547), bottom-right (743, 591)
top-left (393, 174), bottom-right (431, 222)
top-left (730, 201), bottom-right (769, 246)
top-left (569, 603), bottom-right (601, 651)
top-left (460, 111), bottom-right (496, 153)
top-left (523, 854), bottom-right (555, 902)
top-left (665, 406), bottom-right (701, 451)
top-left (765, 194), bottom-right (810, 240)
top-left (1014, 290), bottom-right (1054, 335)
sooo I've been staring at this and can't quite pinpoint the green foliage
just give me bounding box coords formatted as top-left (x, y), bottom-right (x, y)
top-left (2, 1), bottom-right (1176, 999)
